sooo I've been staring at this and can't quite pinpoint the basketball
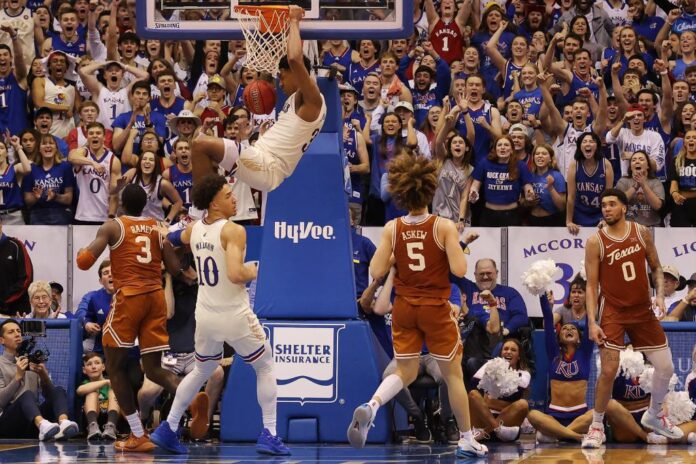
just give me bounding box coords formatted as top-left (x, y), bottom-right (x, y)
top-left (243, 80), bottom-right (276, 115)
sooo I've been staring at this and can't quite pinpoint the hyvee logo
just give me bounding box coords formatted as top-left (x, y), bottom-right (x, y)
top-left (274, 221), bottom-right (336, 243)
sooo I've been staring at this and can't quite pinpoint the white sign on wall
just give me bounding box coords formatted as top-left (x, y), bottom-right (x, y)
top-left (654, 228), bottom-right (696, 280)
top-left (361, 226), bottom-right (502, 281)
top-left (3, 225), bottom-right (69, 311)
top-left (266, 323), bottom-right (344, 405)
top-left (507, 227), bottom-right (595, 317)
top-left (72, 225), bottom-right (108, 310)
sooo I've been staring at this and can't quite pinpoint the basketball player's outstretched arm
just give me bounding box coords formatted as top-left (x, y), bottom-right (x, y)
top-left (76, 220), bottom-right (119, 270)
top-left (287, 5), bottom-right (322, 122)
top-left (584, 235), bottom-right (606, 344)
top-left (640, 225), bottom-right (666, 319)
top-left (441, 220), bottom-right (467, 277)
top-left (222, 222), bottom-right (257, 284)
top-left (370, 221), bottom-right (395, 280)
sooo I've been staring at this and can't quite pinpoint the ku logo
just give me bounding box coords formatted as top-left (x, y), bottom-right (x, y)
top-left (556, 359), bottom-right (579, 378)
top-left (624, 384), bottom-right (644, 400)
top-left (266, 323), bottom-right (345, 405)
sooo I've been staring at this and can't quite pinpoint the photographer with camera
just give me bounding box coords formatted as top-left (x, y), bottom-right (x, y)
top-left (0, 319), bottom-right (79, 440)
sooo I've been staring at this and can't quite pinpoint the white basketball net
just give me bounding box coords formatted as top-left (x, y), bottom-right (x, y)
top-left (234, 7), bottom-right (290, 76)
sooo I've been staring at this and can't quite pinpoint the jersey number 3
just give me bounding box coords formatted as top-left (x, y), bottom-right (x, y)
top-left (135, 236), bottom-right (152, 264)
top-left (407, 242), bottom-right (425, 272)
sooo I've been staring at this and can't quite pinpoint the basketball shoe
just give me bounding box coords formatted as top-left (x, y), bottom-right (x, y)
top-left (347, 403), bottom-right (374, 448)
top-left (581, 423), bottom-right (606, 449)
top-left (256, 428), bottom-right (291, 455)
top-left (641, 410), bottom-right (684, 439)
top-left (151, 421), bottom-right (187, 454)
top-left (456, 436), bottom-right (488, 458)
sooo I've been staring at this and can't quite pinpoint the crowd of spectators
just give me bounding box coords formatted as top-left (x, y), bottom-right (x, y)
top-left (0, 0), bottom-right (695, 444)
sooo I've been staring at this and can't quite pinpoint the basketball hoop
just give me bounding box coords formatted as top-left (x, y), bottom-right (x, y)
top-left (233, 5), bottom-right (290, 76)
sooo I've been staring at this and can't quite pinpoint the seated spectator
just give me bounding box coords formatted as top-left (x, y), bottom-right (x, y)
top-left (25, 281), bottom-right (66, 319)
top-left (616, 151), bottom-right (665, 227)
top-left (662, 265), bottom-right (688, 312)
top-left (553, 275), bottom-right (587, 330)
top-left (0, 217), bottom-right (33, 316)
top-left (77, 352), bottom-right (118, 441)
top-left (74, 260), bottom-right (113, 354)
top-left (49, 282), bottom-right (65, 317)
top-left (0, 319), bottom-right (79, 440)
top-left (664, 276), bottom-right (696, 322)
top-left (452, 256), bottom-right (529, 339)
top-left (468, 338), bottom-right (531, 442)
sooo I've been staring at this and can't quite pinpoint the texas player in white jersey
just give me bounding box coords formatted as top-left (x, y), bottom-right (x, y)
top-left (151, 174), bottom-right (290, 456)
top-left (79, 60), bottom-right (149, 130)
top-left (191, 6), bottom-right (326, 194)
top-left (67, 122), bottom-right (121, 223)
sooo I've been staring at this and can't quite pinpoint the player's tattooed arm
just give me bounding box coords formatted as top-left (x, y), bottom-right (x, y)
top-left (640, 225), bottom-right (666, 318)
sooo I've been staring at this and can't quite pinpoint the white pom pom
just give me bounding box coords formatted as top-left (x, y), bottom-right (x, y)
top-left (639, 367), bottom-right (655, 393)
top-left (478, 358), bottom-right (522, 400)
top-left (578, 260), bottom-right (586, 280)
top-left (664, 391), bottom-right (696, 425)
top-left (521, 259), bottom-right (559, 296)
top-left (639, 366), bottom-right (680, 394)
top-left (619, 347), bottom-right (646, 380)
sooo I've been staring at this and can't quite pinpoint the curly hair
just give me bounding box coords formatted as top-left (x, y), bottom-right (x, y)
top-left (387, 153), bottom-right (439, 211)
top-left (192, 173), bottom-right (227, 211)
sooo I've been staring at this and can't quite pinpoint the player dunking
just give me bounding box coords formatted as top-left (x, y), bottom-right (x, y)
top-left (190, 5), bottom-right (326, 199)
top-left (347, 154), bottom-right (488, 458)
top-left (582, 189), bottom-right (683, 448)
top-left (151, 174), bottom-right (290, 456)
top-left (76, 184), bottom-right (207, 452)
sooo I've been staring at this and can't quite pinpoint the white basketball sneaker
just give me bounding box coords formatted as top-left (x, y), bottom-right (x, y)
top-left (641, 410), bottom-right (684, 439)
top-left (581, 423), bottom-right (606, 449)
top-left (347, 404), bottom-right (374, 449)
top-left (456, 437), bottom-right (488, 458)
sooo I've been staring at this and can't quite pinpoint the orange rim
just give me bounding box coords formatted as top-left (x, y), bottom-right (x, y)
top-left (233, 5), bottom-right (289, 34)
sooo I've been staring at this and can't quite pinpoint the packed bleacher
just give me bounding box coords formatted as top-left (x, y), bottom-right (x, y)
top-left (0, 0), bottom-right (695, 449)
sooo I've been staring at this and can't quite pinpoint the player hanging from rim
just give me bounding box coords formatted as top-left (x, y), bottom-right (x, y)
top-left (189, 5), bottom-right (326, 217)
top-left (582, 188), bottom-right (683, 448)
top-left (150, 174), bottom-right (289, 456)
top-left (346, 153), bottom-right (488, 458)
top-left (76, 184), bottom-right (208, 452)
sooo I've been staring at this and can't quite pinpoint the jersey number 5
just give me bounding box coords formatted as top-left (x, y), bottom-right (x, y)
top-left (135, 236), bottom-right (152, 264)
top-left (407, 242), bottom-right (425, 272)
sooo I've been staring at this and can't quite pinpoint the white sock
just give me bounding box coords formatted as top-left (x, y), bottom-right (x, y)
top-left (371, 374), bottom-right (404, 417)
top-left (593, 411), bottom-right (605, 425)
top-left (251, 344), bottom-right (278, 436)
top-left (460, 430), bottom-right (473, 441)
top-left (646, 349), bottom-right (674, 417)
top-left (167, 359), bottom-right (219, 432)
top-left (125, 412), bottom-right (144, 438)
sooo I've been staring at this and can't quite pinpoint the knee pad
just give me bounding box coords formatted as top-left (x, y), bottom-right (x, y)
top-left (250, 342), bottom-right (274, 375)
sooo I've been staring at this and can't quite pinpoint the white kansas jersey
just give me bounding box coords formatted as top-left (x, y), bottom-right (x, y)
top-left (190, 218), bottom-right (250, 312)
top-left (74, 149), bottom-right (114, 222)
top-left (97, 87), bottom-right (130, 130)
top-left (254, 92), bottom-right (327, 170)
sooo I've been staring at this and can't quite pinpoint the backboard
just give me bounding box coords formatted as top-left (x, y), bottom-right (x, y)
top-left (137, 0), bottom-right (413, 40)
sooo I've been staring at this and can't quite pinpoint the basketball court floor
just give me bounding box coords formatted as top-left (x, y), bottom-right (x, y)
top-left (1, 439), bottom-right (695, 463)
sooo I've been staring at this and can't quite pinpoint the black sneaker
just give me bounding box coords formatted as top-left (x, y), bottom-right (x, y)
top-left (414, 415), bottom-right (432, 444)
top-left (445, 418), bottom-right (459, 444)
